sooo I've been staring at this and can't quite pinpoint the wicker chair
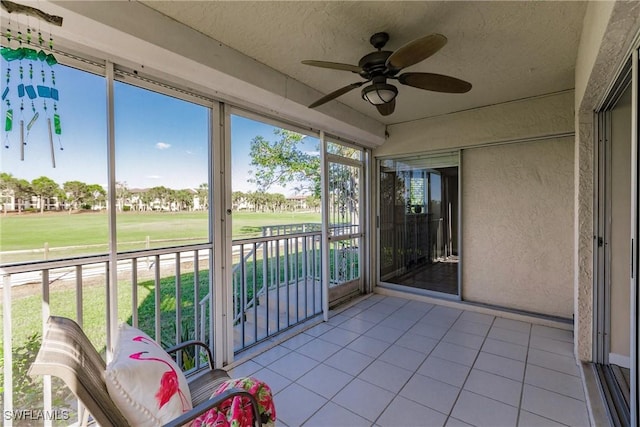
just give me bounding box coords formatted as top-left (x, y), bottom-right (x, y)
top-left (28, 316), bottom-right (261, 427)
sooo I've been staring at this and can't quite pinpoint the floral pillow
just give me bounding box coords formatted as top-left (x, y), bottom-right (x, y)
top-left (193, 376), bottom-right (276, 427)
top-left (105, 323), bottom-right (193, 426)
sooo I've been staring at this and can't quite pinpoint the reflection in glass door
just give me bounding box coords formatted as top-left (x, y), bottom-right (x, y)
top-left (379, 154), bottom-right (459, 296)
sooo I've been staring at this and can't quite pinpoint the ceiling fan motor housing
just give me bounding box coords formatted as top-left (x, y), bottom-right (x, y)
top-left (358, 51), bottom-right (393, 79)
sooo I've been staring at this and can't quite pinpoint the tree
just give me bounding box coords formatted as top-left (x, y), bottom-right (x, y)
top-left (306, 195), bottom-right (320, 213)
top-left (248, 129), bottom-right (320, 195)
top-left (140, 191), bottom-right (154, 211)
top-left (13, 179), bottom-right (32, 213)
top-left (116, 181), bottom-right (130, 212)
top-left (232, 191), bottom-right (246, 210)
top-left (175, 189), bottom-right (194, 211)
top-left (147, 186), bottom-right (173, 211)
top-left (0, 172), bottom-right (15, 191)
top-left (165, 188), bottom-right (178, 210)
top-left (246, 191), bottom-right (268, 212)
top-left (267, 193), bottom-right (286, 212)
top-left (196, 183), bottom-right (209, 210)
top-left (63, 181), bottom-right (88, 212)
top-left (31, 176), bottom-right (60, 213)
top-left (86, 184), bottom-right (107, 210)
top-left (0, 172), bottom-right (17, 213)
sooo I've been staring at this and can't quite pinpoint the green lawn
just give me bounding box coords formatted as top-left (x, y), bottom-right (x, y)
top-left (0, 210), bottom-right (321, 263)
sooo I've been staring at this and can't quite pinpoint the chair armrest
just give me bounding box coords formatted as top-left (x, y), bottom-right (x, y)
top-left (162, 387), bottom-right (261, 427)
top-left (165, 340), bottom-right (214, 371)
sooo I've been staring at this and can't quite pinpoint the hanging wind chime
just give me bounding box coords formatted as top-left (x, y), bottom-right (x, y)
top-left (1, 0), bottom-right (63, 167)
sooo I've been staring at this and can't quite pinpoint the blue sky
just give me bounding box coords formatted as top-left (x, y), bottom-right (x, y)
top-left (1, 61), bottom-right (319, 195)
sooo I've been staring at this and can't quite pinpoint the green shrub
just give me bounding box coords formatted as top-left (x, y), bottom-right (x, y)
top-left (0, 333), bottom-right (71, 412)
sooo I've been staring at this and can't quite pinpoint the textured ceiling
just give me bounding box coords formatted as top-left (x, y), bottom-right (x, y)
top-left (140, 1), bottom-right (587, 125)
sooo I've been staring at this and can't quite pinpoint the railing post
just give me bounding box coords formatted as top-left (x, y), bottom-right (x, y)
top-left (3, 272), bottom-right (13, 427)
top-left (146, 236), bottom-right (151, 269)
top-left (42, 269), bottom-right (52, 427)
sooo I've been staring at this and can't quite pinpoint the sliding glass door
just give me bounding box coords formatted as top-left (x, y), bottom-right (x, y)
top-left (594, 50), bottom-right (639, 427)
top-left (378, 153), bottom-right (459, 296)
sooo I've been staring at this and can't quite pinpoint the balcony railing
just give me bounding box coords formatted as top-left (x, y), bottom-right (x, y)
top-left (231, 230), bottom-right (323, 351)
top-left (0, 227), bottom-right (323, 426)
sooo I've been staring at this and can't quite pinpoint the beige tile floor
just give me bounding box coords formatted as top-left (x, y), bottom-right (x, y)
top-left (229, 294), bottom-right (590, 427)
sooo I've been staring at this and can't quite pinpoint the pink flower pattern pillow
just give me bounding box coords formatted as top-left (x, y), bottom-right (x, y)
top-left (105, 323), bottom-right (193, 426)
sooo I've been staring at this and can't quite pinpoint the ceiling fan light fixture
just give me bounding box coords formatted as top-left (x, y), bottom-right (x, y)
top-left (361, 82), bottom-right (398, 105)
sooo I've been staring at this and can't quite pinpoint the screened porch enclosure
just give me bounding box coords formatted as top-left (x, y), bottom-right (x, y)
top-left (0, 56), bottom-right (368, 425)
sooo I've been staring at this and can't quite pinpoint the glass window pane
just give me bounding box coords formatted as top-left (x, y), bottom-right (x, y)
top-left (230, 114), bottom-right (320, 239)
top-left (1, 62), bottom-right (107, 263)
top-left (114, 82), bottom-right (210, 251)
top-left (229, 114), bottom-right (322, 349)
top-left (327, 140), bottom-right (362, 160)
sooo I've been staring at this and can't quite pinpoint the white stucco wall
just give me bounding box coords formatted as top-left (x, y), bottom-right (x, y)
top-left (574, 1), bottom-right (615, 111)
top-left (378, 91), bottom-right (574, 157)
top-left (462, 138), bottom-right (574, 318)
top-left (376, 91), bottom-right (575, 317)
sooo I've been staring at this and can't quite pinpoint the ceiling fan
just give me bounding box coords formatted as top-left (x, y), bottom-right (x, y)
top-left (302, 32), bottom-right (472, 116)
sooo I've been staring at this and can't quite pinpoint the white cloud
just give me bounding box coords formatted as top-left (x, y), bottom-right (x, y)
top-left (156, 142), bottom-right (171, 150)
top-left (146, 175), bottom-right (161, 180)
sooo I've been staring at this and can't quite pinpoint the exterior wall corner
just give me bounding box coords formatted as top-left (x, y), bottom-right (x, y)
top-left (575, 110), bottom-right (594, 362)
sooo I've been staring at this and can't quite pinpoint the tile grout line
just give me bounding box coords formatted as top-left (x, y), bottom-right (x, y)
top-left (297, 295), bottom-right (417, 426)
top-left (269, 302), bottom-right (364, 426)
top-left (309, 298), bottom-right (391, 422)
top-left (289, 300), bottom-right (376, 426)
top-left (368, 298), bottom-right (433, 426)
top-left (515, 334), bottom-right (584, 427)
top-left (421, 310), bottom-right (476, 425)
top-left (515, 321), bottom-right (533, 427)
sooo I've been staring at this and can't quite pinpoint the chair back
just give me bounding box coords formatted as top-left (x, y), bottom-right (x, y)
top-left (28, 316), bottom-right (130, 427)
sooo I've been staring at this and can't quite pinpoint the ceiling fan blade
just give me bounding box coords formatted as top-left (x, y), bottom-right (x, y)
top-left (301, 60), bottom-right (362, 73)
top-left (308, 82), bottom-right (365, 108)
top-left (386, 34), bottom-right (448, 72)
top-left (376, 99), bottom-right (396, 116)
top-left (398, 72), bottom-right (472, 93)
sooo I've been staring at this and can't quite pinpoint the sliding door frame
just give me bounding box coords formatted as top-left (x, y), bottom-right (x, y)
top-left (375, 151), bottom-right (461, 299)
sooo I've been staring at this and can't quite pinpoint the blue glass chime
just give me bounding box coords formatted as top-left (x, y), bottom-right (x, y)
top-left (2, 23), bottom-right (62, 166)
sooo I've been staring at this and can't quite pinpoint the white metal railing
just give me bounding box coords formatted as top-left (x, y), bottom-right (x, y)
top-left (230, 230), bottom-right (323, 351)
top-left (260, 222), bottom-right (321, 237)
top-left (0, 236), bottom-right (208, 265)
top-left (1, 244), bottom-right (214, 426)
top-left (0, 227), bottom-right (328, 425)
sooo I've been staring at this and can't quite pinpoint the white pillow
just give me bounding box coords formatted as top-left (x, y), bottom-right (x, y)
top-left (105, 323), bottom-right (193, 426)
